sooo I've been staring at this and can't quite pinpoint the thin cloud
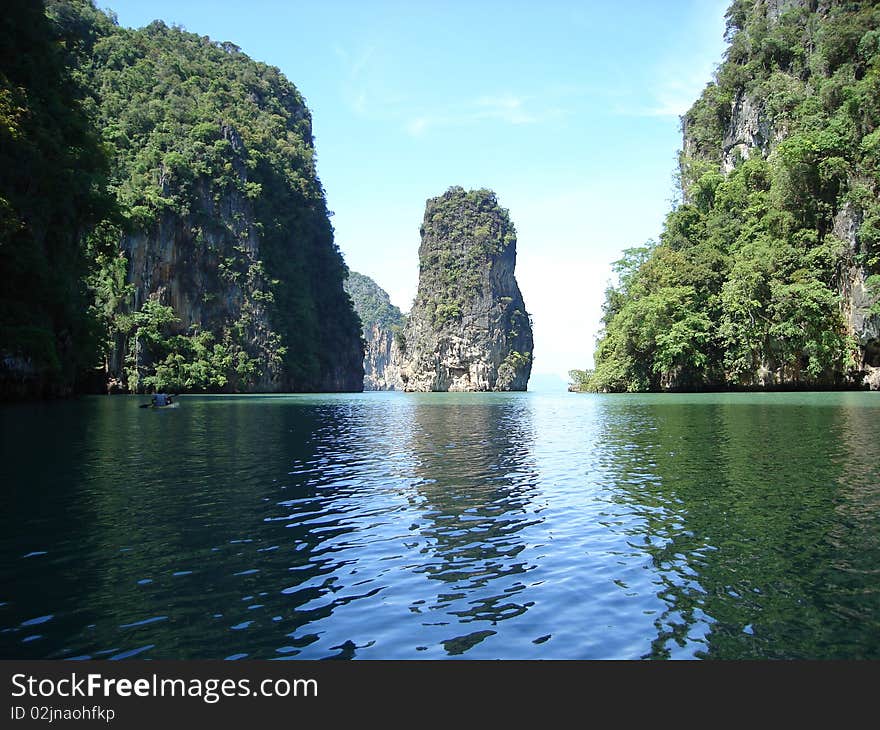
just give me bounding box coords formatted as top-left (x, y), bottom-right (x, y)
top-left (334, 43), bottom-right (380, 116)
top-left (647, 66), bottom-right (719, 117)
top-left (406, 117), bottom-right (430, 137)
top-left (615, 0), bottom-right (728, 118)
top-left (404, 94), bottom-right (564, 137)
top-left (612, 62), bottom-right (718, 118)
top-left (473, 94), bottom-right (540, 124)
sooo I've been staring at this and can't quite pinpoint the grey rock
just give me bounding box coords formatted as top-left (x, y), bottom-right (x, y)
top-left (721, 91), bottom-right (777, 173)
top-left (864, 365), bottom-right (880, 391)
top-left (344, 272), bottom-right (406, 391)
top-left (362, 322), bottom-right (405, 391)
top-left (761, 0), bottom-right (813, 22)
top-left (399, 187), bottom-right (533, 392)
top-left (834, 204), bottom-right (879, 347)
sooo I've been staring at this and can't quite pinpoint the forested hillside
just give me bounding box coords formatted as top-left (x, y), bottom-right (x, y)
top-left (344, 272), bottom-right (405, 334)
top-left (590, 0), bottom-right (880, 392)
top-left (0, 0), bottom-right (363, 397)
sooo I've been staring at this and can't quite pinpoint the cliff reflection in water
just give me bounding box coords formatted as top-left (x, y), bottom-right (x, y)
top-left (596, 394), bottom-right (880, 659)
top-left (1, 392), bottom-right (879, 659)
top-left (402, 396), bottom-right (540, 652)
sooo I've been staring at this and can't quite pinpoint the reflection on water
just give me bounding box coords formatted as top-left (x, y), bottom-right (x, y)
top-left (0, 392), bottom-right (878, 659)
top-left (595, 394), bottom-right (880, 658)
top-left (404, 398), bottom-right (539, 653)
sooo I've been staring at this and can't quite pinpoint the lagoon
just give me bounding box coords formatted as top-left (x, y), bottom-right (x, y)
top-left (1, 391), bottom-right (879, 659)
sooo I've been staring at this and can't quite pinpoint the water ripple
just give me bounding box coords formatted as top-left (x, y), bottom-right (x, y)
top-left (1, 392), bottom-right (879, 658)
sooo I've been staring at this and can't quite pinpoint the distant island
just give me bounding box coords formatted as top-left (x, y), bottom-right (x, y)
top-left (344, 271), bottom-right (406, 391)
top-left (574, 0), bottom-right (879, 392)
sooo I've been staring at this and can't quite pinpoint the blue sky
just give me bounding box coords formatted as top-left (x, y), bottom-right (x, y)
top-left (102, 0), bottom-right (730, 384)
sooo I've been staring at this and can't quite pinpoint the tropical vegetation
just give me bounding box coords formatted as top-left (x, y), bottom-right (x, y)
top-left (1, 0), bottom-right (362, 397)
top-left (587, 1), bottom-right (880, 392)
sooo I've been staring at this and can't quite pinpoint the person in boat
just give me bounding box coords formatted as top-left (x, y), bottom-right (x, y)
top-left (152, 392), bottom-right (169, 407)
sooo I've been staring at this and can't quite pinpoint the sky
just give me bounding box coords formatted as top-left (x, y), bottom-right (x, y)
top-left (102, 0), bottom-right (730, 385)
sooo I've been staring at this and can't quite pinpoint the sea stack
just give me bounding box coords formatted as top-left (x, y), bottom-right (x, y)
top-left (399, 186), bottom-right (533, 391)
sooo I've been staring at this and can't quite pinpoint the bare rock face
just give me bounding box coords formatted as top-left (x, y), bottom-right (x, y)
top-left (865, 365), bottom-right (880, 390)
top-left (344, 272), bottom-right (405, 391)
top-left (721, 91), bottom-right (778, 173)
top-left (399, 187), bottom-right (533, 392)
top-left (834, 203), bottom-right (880, 388)
top-left (761, 0), bottom-right (817, 22)
top-left (362, 322), bottom-right (405, 391)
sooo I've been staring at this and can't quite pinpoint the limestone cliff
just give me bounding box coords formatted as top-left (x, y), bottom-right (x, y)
top-left (344, 272), bottom-right (405, 390)
top-left (680, 0), bottom-right (880, 388)
top-left (111, 171), bottom-right (364, 393)
top-left (78, 10), bottom-right (364, 393)
top-left (400, 187), bottom-right (533, 392)
top-left (834, 202), bottom-right (880, 388)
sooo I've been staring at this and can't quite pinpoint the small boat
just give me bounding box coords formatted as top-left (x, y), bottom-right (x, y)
top-left (139, 394), bottom-right (180, 409)
top-left (144, 401), bottom-right (179, 409)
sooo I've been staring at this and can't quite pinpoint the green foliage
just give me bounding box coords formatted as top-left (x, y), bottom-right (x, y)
top-left (502, 350), bottom-right (531, 370)
top-left (391, 325), bottom-right (406, 353)
top-left (567, 369), bottom-right (593, 392)
top-left (344, 271), bottom-right (405, 333)
top-left (0, 0), bottom-right (115, 394)
top-left (417, 186), bottom-right (517, 320)
top-left (682, 84), bottom-right (733, 163)
top-left (432, 298), bottom-right (462, 326)
top-left (590, 1), bottom-right (880, 391)
top-left (86, 4), bottom-right (358, 390)
top-left (13, 0), bottom-right (362, 394)
top-left (117, 297), bottom-right (261, 392)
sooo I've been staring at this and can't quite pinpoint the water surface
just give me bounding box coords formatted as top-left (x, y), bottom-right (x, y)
top-left (1, 391), bottom-right (879, 659)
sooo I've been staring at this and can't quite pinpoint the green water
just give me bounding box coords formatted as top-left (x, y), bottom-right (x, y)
top-left (1, 391), bottom-right (879, 659)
